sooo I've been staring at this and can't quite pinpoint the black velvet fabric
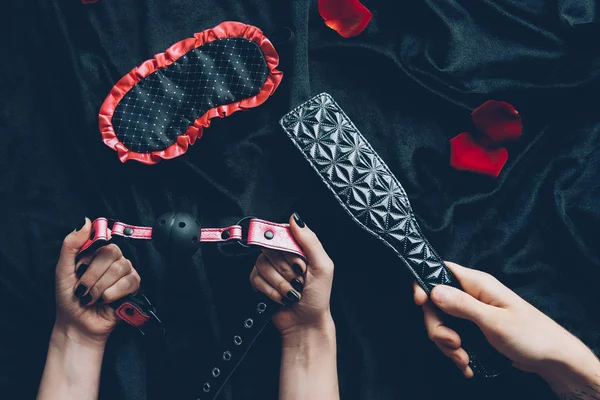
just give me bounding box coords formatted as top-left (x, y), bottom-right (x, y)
top-left (2, 1), bottom-right (600, 399)
top-left (113, 37), bottom-right (268, 153)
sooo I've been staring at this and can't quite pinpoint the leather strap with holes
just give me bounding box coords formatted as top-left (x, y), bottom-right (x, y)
top-left (196, 294), bottom-right (279, 399)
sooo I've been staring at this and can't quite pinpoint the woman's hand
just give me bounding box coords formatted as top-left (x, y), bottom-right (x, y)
top-left (38, 218), bottom-right (142, 400)
top-left (54, 218), bottom-right (141, 345)
top-left (249, 213), bottom-right (339, 400)
top-left (413, 262), bottom-right (600, 399)
top-left (249, 213), bottom-right (335, 336)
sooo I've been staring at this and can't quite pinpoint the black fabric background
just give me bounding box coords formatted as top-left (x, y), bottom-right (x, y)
top-left (2, 0), bottom-right (600, 399)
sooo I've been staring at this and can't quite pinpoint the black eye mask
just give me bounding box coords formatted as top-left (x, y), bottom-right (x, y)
top-left (99, 21), bottom-right (282, 164)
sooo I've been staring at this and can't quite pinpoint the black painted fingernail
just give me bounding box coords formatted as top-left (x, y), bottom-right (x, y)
top-left (75, 217), bottom-right (86, 232)
top-left (281, 296), bottom-right (292, 305)
top-left (292, 263), bottom-right (304, 276)
top-left (76, 263), bottom-right (89, 278)
top-left (293, 213), bottom-right (305, 228)
top-left (287, 290), bottom-right (300, 303)
top-left (97, 296), bottom-right (104, 304)
top-left (74, 284), bottom-right (87, 298)
top-left (290, 278), bottom-right (304, 292)
top-left (79, 293), bottom-right (92, 305)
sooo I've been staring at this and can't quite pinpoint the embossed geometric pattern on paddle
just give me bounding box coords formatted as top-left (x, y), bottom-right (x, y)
top-left (280, 92), bottom-right (452, 290)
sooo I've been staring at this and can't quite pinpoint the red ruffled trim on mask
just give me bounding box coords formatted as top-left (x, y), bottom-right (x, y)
top-left (98, 21), bottom-right (283, 164)
top-left (450, 132), bottom-right (508, 178)
top-left (318, 0), bottom-right (373, 38)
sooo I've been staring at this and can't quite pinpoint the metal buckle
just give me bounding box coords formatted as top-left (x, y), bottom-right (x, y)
top-left (136, 293), bottom-right (165, 336)
top-left (234, 216), bottom-right (256, 249)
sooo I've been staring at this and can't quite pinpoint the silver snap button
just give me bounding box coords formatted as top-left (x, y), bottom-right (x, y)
top-left (223, 351), bottom-right (232, 361)
top-left (244, 318), bottom-right (254, 328)
top-left (264, 230), bottom-right (274, 240)
top-left (234, 335), bottom-right (242, 345)
top-left (257, 302), bottom-right (267, 313)
top-left (203, 382), bottom-right (211, 392)
top-left (212, 367), bottom-right (220, 377)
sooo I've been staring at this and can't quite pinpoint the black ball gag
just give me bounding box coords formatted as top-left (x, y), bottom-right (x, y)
top-left (152, 212), bottom-right (201, 256)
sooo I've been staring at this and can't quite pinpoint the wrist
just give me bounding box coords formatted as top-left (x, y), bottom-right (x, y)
top-left (51, 322), bottom-right (107, 352)
top-left (38, 324), bottom-right (105, 399)
top-left (537, 337), bottom-right (600, 393)
top-left (281, 314), bottom-right (336, 348)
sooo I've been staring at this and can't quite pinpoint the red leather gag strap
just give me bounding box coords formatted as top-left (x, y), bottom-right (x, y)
top-left (77, 217), bottom-right (305, 330)
top-left (247, 219), bottom-right (304, 258)
top-left (80, 218), bottom-right (305, 258)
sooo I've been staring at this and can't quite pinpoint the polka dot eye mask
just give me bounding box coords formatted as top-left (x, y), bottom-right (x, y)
top-left (99, 22), bottom-right (282, 164)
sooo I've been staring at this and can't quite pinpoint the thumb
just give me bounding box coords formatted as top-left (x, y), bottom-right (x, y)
top-left (430, 285), bottom-right (495, 326)
top-left (56, 218), bottom-right (91, 276)
top-left (288, 213), bottom-right (331, 272)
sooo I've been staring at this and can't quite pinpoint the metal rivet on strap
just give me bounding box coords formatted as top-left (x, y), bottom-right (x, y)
top-left (212, 367), bottom-right (220, 377)
top-left (223, 351), bottom-right (232, 361)
top-left (124, 307), bottom-right (135, 316)
top-left (203, 382), bottom-right (211, 392)
top-left (234, 335), bottom-right (242, 345)
top-left (264, 230), bottom-right (274, 240)
top-left (257, 302), bottom-right (267, 313)
top-left (123, 227), bottom-right (134, 236)
top-left (244, 318), bottom-right (254, 328)
top-left (221, 230), bottom-right (231, 240)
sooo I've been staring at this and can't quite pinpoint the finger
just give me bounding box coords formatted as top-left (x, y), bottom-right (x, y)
top-left (422, 301), bottom-right (462, 349)
top-left (250, 268), bottom-right (289, 305)
top-left (444, 346), bottom-right (474, 378)
top-left (282, 252), bottom-right (307, 277)
top-left (255, 255), bottom-right (301, 304)
top-left (75, 254), bottom-right (94, 278)
top-left (289, 213), bottom-right (334, 276)
top-left (56, 218), bottom-right (91, 277)
top-left (430, 284), bottom-right (497, 326)
top-left (74, 244), bottom-right (123, 299)
top-left (436, 344), bottom-right (471, 371)
top-left (249, 268), bottom-right (259, 292)
top-left (444, 261), bottom-right (516, 306)
top-left (262, 249), bottom-right (305, 293)
top-left (101, 273), bottom-right (141, 304)
top-left (463, 365), bottom-right (474, 379)
top-left (83, 258), bottom-right (134, 306)
top-left (413, 281), bottom-right (428, 306)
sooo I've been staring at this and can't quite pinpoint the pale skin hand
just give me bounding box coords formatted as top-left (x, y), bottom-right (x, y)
top-left (250, 213), bottom-right (339, 400)
top-left (37, 218), bottom-right (142, 400)
top-left (413, 261), bottom-right (600, 399)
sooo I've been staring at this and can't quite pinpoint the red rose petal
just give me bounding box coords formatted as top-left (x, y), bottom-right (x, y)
top-left (471, 100), bottom-right (522, 147)
top-left (450, 132), bottom-right (508, 177)
top-left (318, 0), bottom-right (373, 38)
